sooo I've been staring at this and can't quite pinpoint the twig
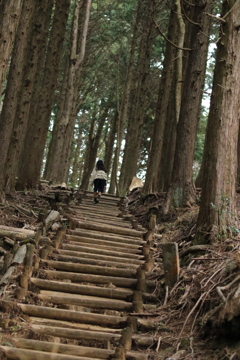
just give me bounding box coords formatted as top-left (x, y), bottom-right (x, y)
top-left (202, 264), bottom-right (224, 288)
top-left (156, 336), bottom-right (162, 352)
top-left (203, 12), bottom-right (226, 23)
top-left (175, 292), bottom-right (206, 345)
top-left (216, 274), bottom-right (240, 303)
top-left (164, 285), bottom-right (169, 305)
top-left (153, 18), bottom-right (191, 51)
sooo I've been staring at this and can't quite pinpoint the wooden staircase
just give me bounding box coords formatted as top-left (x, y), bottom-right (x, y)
top-left (0, 191), bottom-right (157, 360)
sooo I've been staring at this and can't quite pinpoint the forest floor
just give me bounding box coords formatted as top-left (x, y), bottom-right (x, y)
top-left (1, 186), bottom-right (240, 360)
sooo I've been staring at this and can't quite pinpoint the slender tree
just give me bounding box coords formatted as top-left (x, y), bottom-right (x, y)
top-left (0, 0), bottom-right (36, 193)
top-left (15, 0), bottom-right (70, 190)
top-left (0, 0), bottom-right (23, 98)
top-left (143, 3), bottom-right (178, 194)
top-left (44, 0), bottom-right (92, 184)
top-left (166, 0), bottom-right (212, 209)
top-left (3, 0), bottom-right (53, 192)
top-left (118, 0), bottom-right (156, 195)
top-left (195, 0), bottom-right (240, 243)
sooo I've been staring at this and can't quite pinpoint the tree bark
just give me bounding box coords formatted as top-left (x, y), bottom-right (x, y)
top-left (0, 0), bottom-right (23, 98)
top-left (15, 0), bottom-right (70, 190)
top-left (44, 0), bottom-right (92, 185)
top-left (143, 3), bottom-right (177, 194)
top-left (3, 0), bottom-right (53, 192)
top-left (119, 0), bottom-right (156, 195)
top-left (195, 0), bottom-right (240, 243)
top-left (0, 0), bottom-right (36, 193)
top-left (168, 0), bottom-right (212, 208)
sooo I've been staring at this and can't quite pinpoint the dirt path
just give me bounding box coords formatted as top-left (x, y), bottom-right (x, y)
top-left (0, 191), bottom-right (157, 359)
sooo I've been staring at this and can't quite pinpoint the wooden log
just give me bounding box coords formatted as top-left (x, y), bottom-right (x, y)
top-left (62, 243), bottom-right (142, 258)
top-left (74, 215), bottom-right (130, 228)
top-left (66, 235), bottom-right (142, 250)
top-left (19, 304), bottom-right (127, 326)
top-left (58, 249), bottom-right (144, 265)
top-left (29, 317), bottom-right (122, 333)
top-left (56, 254), bottom-right (140, 269)
top-left (76, 221), bottom-right (143, 238)
top-left (44, 270), bottom-right (137, 288)
top-left (30, 278), bottom-right (133, 300)
top-left (0, 346), bottom-right (104, 360)
top-left (31, 324), bottom-right (122, 342)
top-left (46, 260), bottom-right (137, 278)
top-left (67, 240), bottom-right (142, 255)
top-left (10, 338), bottom-right (113, 358)
top-left (43, 269), bottom-right (156, 290)
top-left (69, 229), bottom-right (144, 245)
top-left (0, 225), bottom-right (35, 239)
top-left (38, 291), bottom-right (133, 311)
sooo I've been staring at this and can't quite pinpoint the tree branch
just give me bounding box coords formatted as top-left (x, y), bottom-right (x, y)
top-left (153, 18), bottom-right (191, 51)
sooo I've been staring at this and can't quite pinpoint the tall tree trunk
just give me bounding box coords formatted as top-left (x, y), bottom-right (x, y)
top-left (118, 0), bottom-right (156, 195)
top-left (44, 0), bottom-right (92, 184)
top-left (174, 0), bottom-right (185, 123)
top-left (0, 0), bottom-right (23, 98)
top-left (80, 104), bottom-right (110, 190)
top-left (143, 3), bottom-right (177, 194)
top-left (0, 0), bottom-right (36, 193)
top-left (195, 0), bottom-right (240, 243)
top-left (70, 126), bottom-right (82, 187)
top-left (104, 110), bottom-right (118, 174)
top-left (15, 0), bottom-right (70, 190)
top-left (157, 77), bottom-right (177, 192)
top-left (4, 0), bottom-right (53, 192)
top-left (167, 0), bottom-right (212, 209)
top-left (111, 1), bottom-right (142, 195)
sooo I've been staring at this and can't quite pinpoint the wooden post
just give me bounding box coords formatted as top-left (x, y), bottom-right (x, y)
top-left (120, 327), bottom-right (132, 350)
top-left (162, 242), bottom-right (180, 287)
top-left (136, 268), bottom-right (146, 292)
top-left (111, 347), bottom-right (126, 360)
top-left (127, 316), bottom-right (138, 333)
top-left (53, 227), bottom-right (66, 249)
top-left (131, 219), bottom-right (139, 230)
top-left (144, 254), bottom-right (154, 272)
top-left (133, 290), bottom-right (143, 313)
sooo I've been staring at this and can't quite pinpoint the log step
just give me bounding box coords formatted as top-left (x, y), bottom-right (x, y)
top-left (45, 260), bottom-right (137, 278)
top-left (8, 339), bottom-right (112, 358)
top-left (31, 278), bottom-right (134, 299)
top-left (43, 270), bottom-right (139, 288)
top-left (76, 221), bottom-right (143, 237)
top-left (61, 243), bottom-right (143, 258)
top-left (56, 253), bottom-right (141, 269)
top-left (7, 338), bottom-right (149, 359)
top-left (69, 229), bottom-right (145, 245)
top-left (58, 249), bottom-right (144, 265)
top-left (0, 347), bottom-right (103, 360)
top-left (30, 324), bottom-right (154, 347)
top-left (19, 304), bottom-right (127, 326)
top-left (38, 291), bottom-right (133, 310)
top-left (29, 317), bottom-right (123, 333)
top-left (66, 234), bottom-right (142, 250)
